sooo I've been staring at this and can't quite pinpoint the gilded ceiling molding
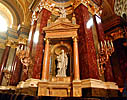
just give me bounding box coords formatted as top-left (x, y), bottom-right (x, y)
top-left (73, 0), bottom-right (102, 15)
top-left (31, 0), bottom-right (102, 23)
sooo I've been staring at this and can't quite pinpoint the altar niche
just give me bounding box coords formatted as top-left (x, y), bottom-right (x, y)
top-left (38, 16), bottom-right (81, 97)
top-left (50, 42), bottom-right (72, 79)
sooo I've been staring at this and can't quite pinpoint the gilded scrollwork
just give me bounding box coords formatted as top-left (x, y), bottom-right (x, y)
top-left (31, 0), bottom-right (102, 24)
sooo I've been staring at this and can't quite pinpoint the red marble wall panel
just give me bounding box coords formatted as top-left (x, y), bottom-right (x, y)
top-left (74, 4), bottom-right (99, 80)
top-left (104, 60), bottom-right (114, 82)
top-left (32, 9), bottom-right (51, 79)
top-left (110, 47), bottom-right (124, 87)
top-left (111, 39), bottom-right (127, 87)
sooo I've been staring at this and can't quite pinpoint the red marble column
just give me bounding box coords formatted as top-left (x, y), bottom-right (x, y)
top-left (74, 4), bottom-right (99, 80)
top-left (28, 21), bottom-right (37, 54)
top-left (32, 8), bottom-right (51, 79)
top-left (94, 15), bottom-right (115, 82)
top-left (93, 15), bottom-right (105, 41)
top-left (0, 46), bottom-right (11, 84)
top-left (10, 44), bottom-right (24, 85)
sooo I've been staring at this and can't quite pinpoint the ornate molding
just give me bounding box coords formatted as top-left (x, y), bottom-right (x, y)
top-left (73, 0), bottom-right (102, 15)
top-left (5, 40), bottom-right (14, 47)
top-left (18, 36), bottom-right (28, 45)
top-left (31, 0), bottom-right (102, 23)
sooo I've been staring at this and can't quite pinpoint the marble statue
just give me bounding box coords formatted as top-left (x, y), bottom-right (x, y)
top-left (56, 50), bottom-right (68, 77)
top-left (59, 7), bottom-right (66, 18)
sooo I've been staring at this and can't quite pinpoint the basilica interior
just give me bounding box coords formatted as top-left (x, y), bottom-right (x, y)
top-left (0, 0), bottom-right (127, 100)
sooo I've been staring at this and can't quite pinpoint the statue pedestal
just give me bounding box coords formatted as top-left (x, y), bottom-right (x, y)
top-left (38, 77), bottom-right (71, 97)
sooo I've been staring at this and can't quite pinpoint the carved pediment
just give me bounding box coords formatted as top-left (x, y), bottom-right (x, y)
top-left (44, 17), bottom-right (80, 38)
top-left (43, 18), bottom-right (80, 31)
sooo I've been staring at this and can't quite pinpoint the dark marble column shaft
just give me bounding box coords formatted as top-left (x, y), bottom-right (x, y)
top-left (0, 46), bottom-right (11, 84)
top-left (10, 44), bottom-right (24, 85)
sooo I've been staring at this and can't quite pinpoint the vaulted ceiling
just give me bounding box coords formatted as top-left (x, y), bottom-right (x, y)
top-left (0, 0), bottom-right (33, 27)
top-left (0, 0), bottom-right (123, 28)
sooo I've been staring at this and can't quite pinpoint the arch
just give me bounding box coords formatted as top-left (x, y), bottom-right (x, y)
top-left (51, 42), bottom-right (72, 55)
top-left (0, 0), bottom-right (24, 26)
top-left (0, 3), bottom-right (13, 27)
top-left (50, 42), bottom-right (72, 77)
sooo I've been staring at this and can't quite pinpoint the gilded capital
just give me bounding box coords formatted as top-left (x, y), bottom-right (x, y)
top-left (72, 36), bottom-right (78, 42)
top-left (6, 40), bottom-right (13, 47)
top-left (18, 37), bottom-right (28, 45)
top-left (44, 38), bottom-right (49, 44)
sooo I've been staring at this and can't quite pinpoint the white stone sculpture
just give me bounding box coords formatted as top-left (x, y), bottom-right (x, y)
top-left (56, 50), bottom-right (68, 77)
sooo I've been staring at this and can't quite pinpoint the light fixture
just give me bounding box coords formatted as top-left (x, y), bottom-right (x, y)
top-left (97, 40), bottom-right (114, 76)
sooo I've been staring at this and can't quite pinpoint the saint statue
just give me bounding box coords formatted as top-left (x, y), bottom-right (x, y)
top-left (59, 7), bottom-right (66, 18)
top-left (56, 50), bottom-right (68, 77)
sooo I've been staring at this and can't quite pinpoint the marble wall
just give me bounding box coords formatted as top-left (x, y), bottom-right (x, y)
top-left (31, 9), bottom-right (51, 79)
top-left (74, 4), bottom-right (99, 80)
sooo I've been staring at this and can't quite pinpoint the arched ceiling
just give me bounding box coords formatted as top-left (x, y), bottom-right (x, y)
top-left (0, 0), bottom-right (123, 27)
top-left (0, 0), bottom-right (32, 27)
top-left (0, 3), bottom-right (13, 27)
top-left (16, 0), bottom-right (33, 26)
top-left (0, 0), bottom-right (24, 26)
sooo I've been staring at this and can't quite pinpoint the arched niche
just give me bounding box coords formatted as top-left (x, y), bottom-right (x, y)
top-left (50, 42), bottom-right (72, 78)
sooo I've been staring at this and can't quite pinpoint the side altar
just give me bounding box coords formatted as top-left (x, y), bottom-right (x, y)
top-left (38, 14), bottom-right (82, 97)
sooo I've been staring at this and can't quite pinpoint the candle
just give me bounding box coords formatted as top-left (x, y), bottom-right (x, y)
top-left (111, 40), bottom-right (113, 48)
top-left (101, 41), bottom-right (103, 48)
top-left (104, 40), bottom-right (106, 47)
top-left (107, 40), bottom-right (110, 47)
top-left (98, 43), bottom-right (100, 52)
top-left (21, 45), bottom-right (23, 50)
